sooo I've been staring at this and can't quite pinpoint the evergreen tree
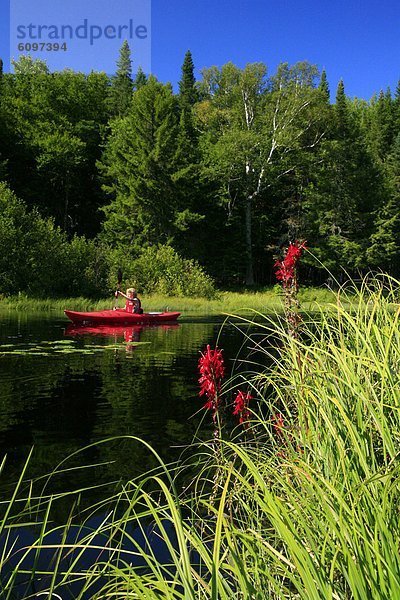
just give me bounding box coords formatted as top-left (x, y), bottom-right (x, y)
top-left (0, 58), bottom-right (5, 180)
top-left (304, 83), bottom-right (382, 273)
top-left (108, 40), bottom-right (133, 117)
top-left (318, 69), bottom-right (330, 103)
top-left (169, 50), bottom-right (207, 259)
top-left (176, 52), bottom-right (199, 155)
top-left (393, 80), bottom-right (400, 138)
top-left (364, 89), bottom-right (394, 163)
top-left (179, 50), bottom-right (199, 107)
top-left (133, 66), bottom-right (147, 90)
top-left (335, 79), bottom-right (350, 138)
top-left (367, 132), bottom-right (400, 273)
top-left (100, 76), bottom-right (202, 251)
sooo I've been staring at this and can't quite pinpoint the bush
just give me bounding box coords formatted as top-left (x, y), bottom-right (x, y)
top-left (107, 244), bottom-right (216, 298)
top-left (0, 183), bottom-right (108, 297)
top-left (60, 236), bottom-right (109, 298)
top-left (0, 184), bottom-right (213, 300)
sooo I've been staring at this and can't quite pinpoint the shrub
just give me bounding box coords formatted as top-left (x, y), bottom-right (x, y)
top-left (107, 244), bottom-right (216, 298)
top-left (0, 183), bottom-right (108, 297)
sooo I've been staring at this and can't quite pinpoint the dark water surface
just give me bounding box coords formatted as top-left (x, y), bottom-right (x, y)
top-left (0, 311), bottom-right (259, 492)
top-left (0, 312), bottom-right (271, 598)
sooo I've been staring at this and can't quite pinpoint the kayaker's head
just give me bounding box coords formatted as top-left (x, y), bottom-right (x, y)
top-left (126, 288), bottom-right (137, 298)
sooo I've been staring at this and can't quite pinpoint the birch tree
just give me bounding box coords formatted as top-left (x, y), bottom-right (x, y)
top-left (198, 61), bottom-right (325, 284)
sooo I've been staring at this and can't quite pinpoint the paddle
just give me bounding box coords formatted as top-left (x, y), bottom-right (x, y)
top-left (114, 268), bottom-right (123, 309)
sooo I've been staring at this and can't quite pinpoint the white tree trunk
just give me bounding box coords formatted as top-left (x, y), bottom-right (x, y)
top-left (245, 194), bottom-right (254, 285)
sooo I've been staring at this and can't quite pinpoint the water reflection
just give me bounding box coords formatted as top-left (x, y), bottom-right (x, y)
top-left (0, 314), bottom-right (235, 488)
top-left (65, 322), bottom-right (181, 348)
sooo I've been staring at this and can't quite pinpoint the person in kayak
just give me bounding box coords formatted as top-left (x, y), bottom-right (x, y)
top-left (115, 288), bottom-right (143, 314)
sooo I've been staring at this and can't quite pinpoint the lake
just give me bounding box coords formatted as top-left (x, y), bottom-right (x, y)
top-left (0, 311), bottom-right (262, 495)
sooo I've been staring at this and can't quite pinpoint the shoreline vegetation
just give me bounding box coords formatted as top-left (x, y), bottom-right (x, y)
top-left (2, 54), bottom-right (400, 301)
top-left (1, 278), bottom-right (400, 597)
top-left (0, 286), bottom-right (339, 315)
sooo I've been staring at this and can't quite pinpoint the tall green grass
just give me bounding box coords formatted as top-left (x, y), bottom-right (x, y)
top-left (0, 287), bottom-right (338, 314)
top-left (1, 277), bottom-right (399, 598)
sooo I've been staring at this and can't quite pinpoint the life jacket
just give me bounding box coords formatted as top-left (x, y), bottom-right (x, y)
top-left (125, 297), bottom-right (142, 314)
top-left (125, 299), bottom-right (134, 313)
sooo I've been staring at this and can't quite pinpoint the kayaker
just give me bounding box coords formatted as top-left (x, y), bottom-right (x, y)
top-left (115, 288), bottom-right (143, 314)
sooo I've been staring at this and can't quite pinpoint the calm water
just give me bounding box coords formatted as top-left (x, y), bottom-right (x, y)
top-left (0, 311), bottom-right (261, 492)
top-left (0, 312), bottom-right (270, 598)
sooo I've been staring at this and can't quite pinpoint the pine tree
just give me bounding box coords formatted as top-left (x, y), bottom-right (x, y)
top-left (318, 69), bottom-right (330, 103)
top-left (101, 77), bottom-right (183, 248)
top-left (172, 50), bottom-right (205, 258)
top-left (176, 50), bottom-right (199, 150)
top-left (304, 82), bottom-right (383, 273)
top-left (101, 75), bottom-right (204, 254)
top-left (335, 79), bottom-right (349, 138)
top-left (178, 50), bottom-right (199, 108)
top-left (133, 66), bottom-right (147, 90)
top-left (176, 50), bottom-right (200, 150)
top-left (393, 79), bottom-right (400, 138)
top-left (367, 132), bottom-right (400, 272)
top-left (373, 90), bottom-right (394, 161)
top-left (0, 58), bottom-right (5, 179)
top-left (108, 40), bottom-right (133, 117)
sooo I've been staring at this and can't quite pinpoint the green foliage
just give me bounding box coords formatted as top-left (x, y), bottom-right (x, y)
top-left (364, 89), bottom-right (395, 163)
top-left (198, 60), bottom-right (326, 284)
top-left (318, 69), bottom-right (330, 103)
top-left (11, 54), bottom-right (49, 75)
top-left (100, 76), bottom-right (203, 254)
top-left (302, 80), bottom-right (384, 273)
top-left (108, 244), bottom-right (216, 298)
top-left (179, 50), bottom-right (199, 108)
top-left (367, 132), bottom-right (400, 271)
top-left (2, 57), bottom-right (400, 287)
top-left (0, 183), bottom-right (107, 297)
top-left (108, 40), bottom-right (133, 117)
top-left (0, 69), bottom-right (109, 235)
top-left (133, 66), bottom-right (147, 90)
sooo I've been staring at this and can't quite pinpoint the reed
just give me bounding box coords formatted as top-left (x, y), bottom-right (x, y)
top-left (1, 277), bottom-right (398, 598)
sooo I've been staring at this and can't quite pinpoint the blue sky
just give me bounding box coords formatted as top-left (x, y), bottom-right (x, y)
top-left (0, 0), bottom-right (399, 100)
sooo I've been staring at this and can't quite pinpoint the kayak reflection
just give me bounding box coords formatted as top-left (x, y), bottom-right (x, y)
top-left (64, 323), bottom-right (181, 346)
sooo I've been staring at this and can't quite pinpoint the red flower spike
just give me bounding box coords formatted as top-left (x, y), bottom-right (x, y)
top-left (274, 241), bottom-right (307, 288)
top-left (198, 345), bottom-right (225, 412)
top-left (233, 390), bottom-right (253, 425)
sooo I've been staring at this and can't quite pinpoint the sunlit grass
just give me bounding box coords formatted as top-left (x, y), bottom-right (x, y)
top-left (2, 277), bottom-right (399, 597)
top-left (0, 286), bottom-right (338, 315)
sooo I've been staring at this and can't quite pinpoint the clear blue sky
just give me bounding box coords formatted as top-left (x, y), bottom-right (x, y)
top-left (1, 0), bottom-right (399, 100)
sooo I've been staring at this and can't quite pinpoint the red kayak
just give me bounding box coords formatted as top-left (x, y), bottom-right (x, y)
top-left (64, 309), bottom-right (181, 325)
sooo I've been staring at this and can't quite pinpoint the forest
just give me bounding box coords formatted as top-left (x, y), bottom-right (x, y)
top-left (0, 44), bottom-right (400, 297)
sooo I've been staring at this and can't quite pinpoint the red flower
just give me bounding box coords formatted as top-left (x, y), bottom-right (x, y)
top-left (274, 241), bottom-right (307, 287)
top-left (198, 345), bottom-right (225, 412)
top-left (233, 390), bottom-right (253, 424)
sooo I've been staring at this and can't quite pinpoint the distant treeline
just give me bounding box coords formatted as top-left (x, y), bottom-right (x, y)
top-left (0, 47), bottom-right (399, 295)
